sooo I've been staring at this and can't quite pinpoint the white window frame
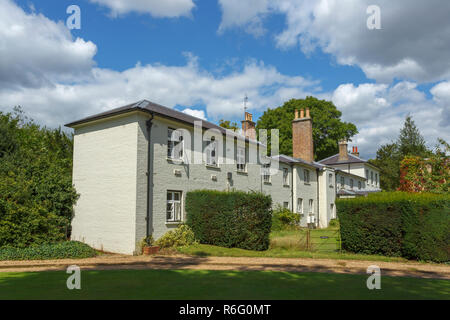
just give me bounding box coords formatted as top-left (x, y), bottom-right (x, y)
top-left (309, 199), bottom-right (314, 214)
top-left (350, 179), bottom-right (354, 189)
top-left (358, 181), bottom-right (362, 190)
top-left (297, 198), bottom-right (303, 214)
top-left (371, 171), bottom-right (374, 186)
top-left (303, 169), bottom-right (310, 184)
top-left (167, 128), bottom-right (184, 160)
top-left (283, 202), bottom-right (289, 209)
top-left (340, 176), bottom-right (345, 188)
top-left (262, 163), bottom-right (271, 183)
top-left (166, 191), bottom-right (182, 222)
top-left (283, 168), bottom-right (289, 186)
top-left (236, 146), bottom-right (246, 172)
top-left (205, 137), bottom-right (218, 167)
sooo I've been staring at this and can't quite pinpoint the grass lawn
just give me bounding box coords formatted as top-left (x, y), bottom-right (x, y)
top-left (176, 229), bottom-right (409, 263)
top-left (0, 269), bottom-right (448, 300)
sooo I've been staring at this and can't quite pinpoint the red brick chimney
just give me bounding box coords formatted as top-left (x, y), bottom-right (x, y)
top-left (338, 140), bottom-right (349, 161)
top-left (351, 146), bottom-right (360, 157)
top-left (241, 112), bottom-right (256, 140)
top-left (292, 108), bottom-right (314, 163)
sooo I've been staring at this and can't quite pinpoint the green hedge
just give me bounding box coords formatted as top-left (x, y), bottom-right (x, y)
top-left (337, 192), bottom-right (450, 262)
top-left (0, 241), bottom-right (97, 261)
top-left (185, 190), bottom-right (272, 251)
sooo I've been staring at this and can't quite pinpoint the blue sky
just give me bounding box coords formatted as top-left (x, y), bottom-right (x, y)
top-left (1, 0), bottom-right (449, 158)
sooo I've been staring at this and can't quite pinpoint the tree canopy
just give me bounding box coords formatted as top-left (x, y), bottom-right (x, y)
top-left (370, 115), bottom-right (434, 191)
top-left (219, 119), bottom-right (239, 132)
top-left (256, 97), bottom-right (358, 160)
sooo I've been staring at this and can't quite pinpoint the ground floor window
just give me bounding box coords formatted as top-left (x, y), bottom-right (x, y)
top-left (283, 202), bottom-right (289, 209)
top-left (297, 198), bottom-right (303, 214)
top-left (167, 191), bottom-right (182, 222)
top-left (309, 199), bottom-right (314, 214)
top-left (330, 203), bottom-right (335, 219)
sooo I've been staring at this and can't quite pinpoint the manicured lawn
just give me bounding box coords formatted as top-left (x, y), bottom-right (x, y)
top-left (177, 229), bottom-right (409, 263)
top-left (0, 269), bottom-right (448, 300)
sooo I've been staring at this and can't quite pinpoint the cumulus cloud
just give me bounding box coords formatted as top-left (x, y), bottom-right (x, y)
top-left (0, 0), bottom-right (97, 89)
top-left (181, 108), bottom-right (207, 120)
top-left (0, 55), bottom-right (320, 128)
top-left (332, 81), bottom-right (449, 158)
top-left (89, 0), bottom-right (195, 18)
top-left (218, 0), bottom-right (450, 83)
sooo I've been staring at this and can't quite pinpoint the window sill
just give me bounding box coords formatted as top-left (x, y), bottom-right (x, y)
top-left (166, 157), bottom-right (184, 163)
top-left (236, 170), bottom-right (248, 175)
top-left (205, 164), bottom-right (220, 170)
top-left (264, 181), bottom-right (272, 185)
top-left (165, 221), bottom-right (182, 226)
top-left (304, 183), bottom-right (311, 186)
top-left (283, 184), bottom-right (290, 188)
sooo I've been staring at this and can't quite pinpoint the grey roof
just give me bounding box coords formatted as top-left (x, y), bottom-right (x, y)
top-left (272, 154), bottom-right (324, 169)
top-left (318, 153), bottom-right (368, 165)
top-left (65, 99), bottom-right (259, 144)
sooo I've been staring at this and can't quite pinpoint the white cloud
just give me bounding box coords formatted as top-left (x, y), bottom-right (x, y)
top-left (332, 81), bottom-right (449, 158)
top-left (89, 0), bottom-right (195, 18)
top-left (218, 0), bottom-right (450, 83)
top-left (182, 108), bottom-right (207, 120)
top-left (0, 0), bottom-right (97, 89)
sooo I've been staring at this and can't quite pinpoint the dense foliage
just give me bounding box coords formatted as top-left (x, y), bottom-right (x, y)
top-left (271, 205), bottom-right (301, 231)
top-left (0, 241), bottom-right (96, 261)
top-left (399, 156), bottom-right (449, 193)
top-left (370, 116), bottom-right (435, 191)
top-left (0, 108), bottom-right (78, 248)
top-left (185, 190), bottom-right (272, 251)
top-left (156, 225), bottom-right (197, 248)
top-left (337, 192), bottom-right (450, 262)
top-left (256, 97), bottom-right (358, 160)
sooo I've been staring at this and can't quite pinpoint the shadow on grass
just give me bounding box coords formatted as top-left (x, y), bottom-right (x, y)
top-left (0, 269), bottom-right (448, 300)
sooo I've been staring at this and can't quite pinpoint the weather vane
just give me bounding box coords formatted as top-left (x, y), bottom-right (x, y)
top-left (244, 94), bottom-right (248, 115)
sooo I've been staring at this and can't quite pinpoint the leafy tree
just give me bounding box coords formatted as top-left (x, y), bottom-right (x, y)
top-left (371, 115), bottom-right (432, 191)
top-left (0, 107), bottom-right (78, 248)
top-left (398, 115), bottom-right (429, 157)
top-left (219, 119), bottom-right (239, 132)
top-left (256, 97), bottom-right (358, 160)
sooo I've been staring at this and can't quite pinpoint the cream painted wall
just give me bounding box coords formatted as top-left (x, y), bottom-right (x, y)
top-left (71, 114), bottom-right (140, 255)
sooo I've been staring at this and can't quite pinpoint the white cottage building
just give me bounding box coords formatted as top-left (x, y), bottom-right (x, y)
top-left (66, 100), bottom-right (379, 254)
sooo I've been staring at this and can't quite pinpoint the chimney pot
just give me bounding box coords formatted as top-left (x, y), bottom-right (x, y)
top-left (305, 107), bottom-right (310, 118)
top-left (295, 110), bottom-right (299, 119)
top-left (300, 109), bottom-right (305, 118)
top-left (242, 112), bottom-right (256, 140)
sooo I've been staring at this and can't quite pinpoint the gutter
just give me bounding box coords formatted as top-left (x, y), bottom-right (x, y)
top-left (146, 113), bottom-right (155, 239)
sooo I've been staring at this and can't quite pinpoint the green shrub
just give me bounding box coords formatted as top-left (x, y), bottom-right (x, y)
top-left (337, 192), bottom-right (450, 262)
top-left (0, 241), bottom-right (97, 261)
top-left (329, 219), bottom-right (339, 228)
top-left (156, 225), bottom-right (197, 248)
top-left (272, 205), bottom-right (301, 231)
top-left (186, 190), bottom-right (272, 251)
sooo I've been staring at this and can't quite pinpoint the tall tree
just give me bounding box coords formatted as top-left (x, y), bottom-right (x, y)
top-left (256, 97), bottom-right (358, 160)
top-left (398, 115), bottom-right (429, 157)
top-left (371, 115), bottom-right (431, 191)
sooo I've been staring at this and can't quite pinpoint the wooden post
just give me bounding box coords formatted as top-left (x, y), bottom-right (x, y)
top-left (306, 229), bottom-right (311, 251)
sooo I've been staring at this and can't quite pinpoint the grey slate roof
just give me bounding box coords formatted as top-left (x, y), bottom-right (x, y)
top-left (318, 153), bottom-right (367, 165)
top-left (65, 99), bottom-right (260, 144)
top-left (272, 154), bottom-right (324, 169)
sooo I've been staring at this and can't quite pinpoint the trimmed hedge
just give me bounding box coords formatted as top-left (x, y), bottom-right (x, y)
top-left (0, 241), bottom-right (97, 261)
top-left (337, 192), bottom-right (450, 262)
top-left (185, 190), bottom-right (272, 251)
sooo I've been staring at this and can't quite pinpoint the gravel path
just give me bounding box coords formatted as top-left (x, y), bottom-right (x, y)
top-left (1, 254), bottom-right (449, 279)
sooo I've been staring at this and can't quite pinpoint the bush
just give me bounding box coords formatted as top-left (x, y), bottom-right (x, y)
top-left (272, 206), bottom-right (301, 231)
top-left (337, 192), bottom-right (450, 262)
top-left (156, 225), bottom-right (197, 249)
top-left (185, 190), bottom-right (272, 251)
top-left (0, 241), bottom-right (97, 261)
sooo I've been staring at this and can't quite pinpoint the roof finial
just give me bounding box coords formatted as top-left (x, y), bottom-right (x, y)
top-left (244, 94), bottom-right (248, 115)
